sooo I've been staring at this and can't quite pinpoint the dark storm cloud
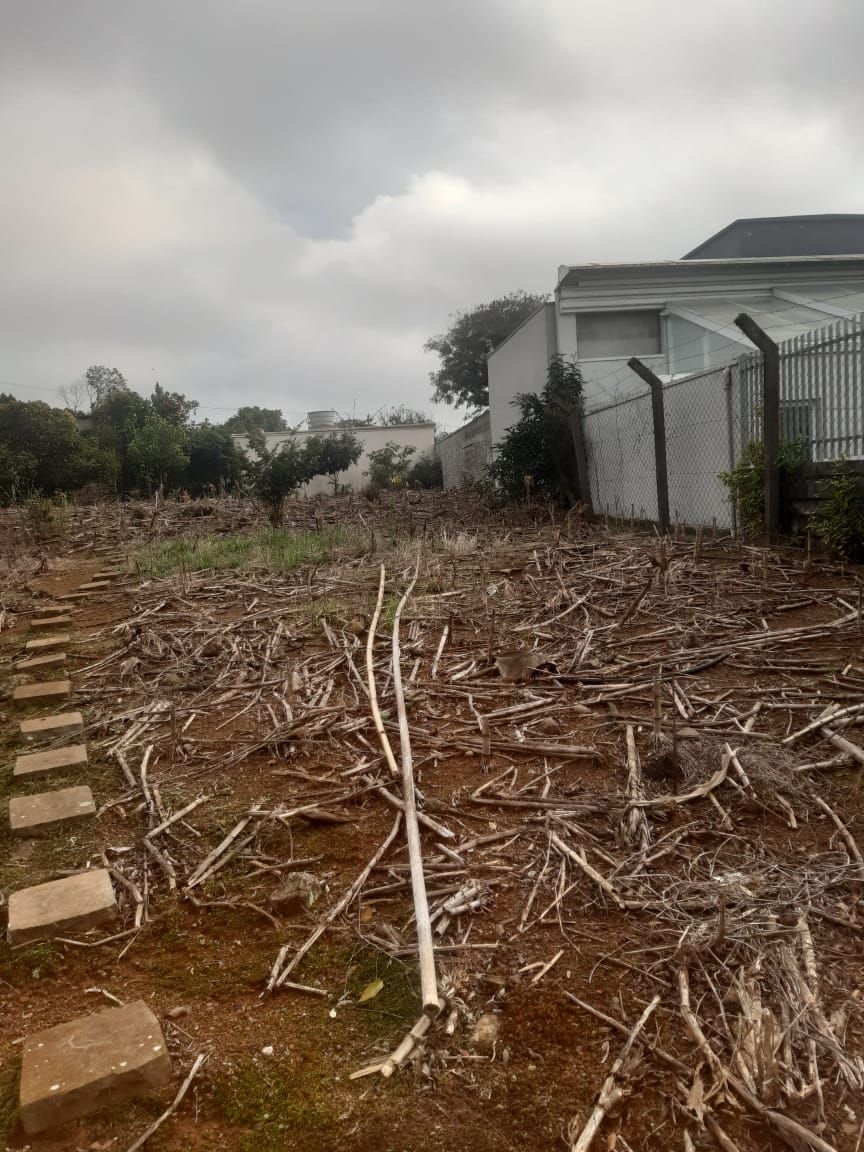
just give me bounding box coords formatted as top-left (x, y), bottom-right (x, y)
top-left (0, 0), bottom-right (862, 429)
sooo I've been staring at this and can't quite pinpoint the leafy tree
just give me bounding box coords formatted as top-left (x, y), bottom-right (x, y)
top-left (90, 387), bottom-right (151, 491)
top-left (408, 453), bottom-right (443, 489)
top-left (127, 413), bottom-right (189, 490)
top-left (248, 436), bottom-right (315, 525)
top-left (366, 442), bottom-right (416, 490)
top-left (425, 290), bottom-right (547, 410)
top-left (151, 382), bottom-right (199, 427)
top-left (490, 355), bottom-right (584, 504)
top-left (186, 424), bottom-right (244, 494)
top-left (0, 398), bottom-right (82, 494)
top-left (304, 431), bottom-right (363, 494)
top-left (60, 365), bottom-right (128, 412)
top-left (222, 406), bottom-right (288, 434)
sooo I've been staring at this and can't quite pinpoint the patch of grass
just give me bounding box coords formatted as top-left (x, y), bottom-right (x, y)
top-left (133, 527), bottom-right (353, 579)
top-left (211, 1054), bottom-right (338, 1152)
top-left (0, 940), bottom-right (62, 990)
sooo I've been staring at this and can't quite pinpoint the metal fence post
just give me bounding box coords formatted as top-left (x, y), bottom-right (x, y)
top-left (627, 357), bottom-right (670, 534)
top-left (734, 313), bottom-right (780, 544)
top-left (568, 406), bottom-right (594, 516)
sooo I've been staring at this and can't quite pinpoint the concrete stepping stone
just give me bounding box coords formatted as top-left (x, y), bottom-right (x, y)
top-left (15, 651), bottom-right (67, 672)
top-left (19, 711), bottom-right (84, 744)
top-left (31, 605), bottom-right (66, 619)
top-left (18, 1000), bottom-right (172, 1134)
top-left (9, 784), bottom-right (95, 837)
top-left (25, 633), bottom-right (71, 652)
top-left (12, 680), bottom-right (72, 707)
top-left (31, 614), bottom-right (72, 630)
top-left (78, 581), bottom-right (112, 591)
top-left (7, 869), bottom-right (117, 945)
top-left (14, 743), bottom-right (88, 781)
top-left (56, 592), bottom-right (88, 601)
top-left (93, 570), bottom-right (123, 579)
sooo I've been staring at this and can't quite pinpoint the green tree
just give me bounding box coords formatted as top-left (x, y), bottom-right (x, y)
top-left (490, 355), bottom-right (584, 504)
top-left (151, 382), bottom-right (199, 427)
top-left (304, 431), bottom-right (363, 493)
top-left (366, 442), bottom-right (416, 490)
top-left (127, 413), bottom-right (189, 490)
top-left (60, 365), bottom-right (128, 412)
top-left (0, 398), bottom-right (82, 495)
top-left (222, 406), bottom-right (288, 434)
top-left (90, 387), bottom-right (151, 491)
top-left (425, 290), bottom-right (547, 410)
top-left (248, 436), bottom-right (314, 526)
top-left (186, 424), bottom-right (244, 494)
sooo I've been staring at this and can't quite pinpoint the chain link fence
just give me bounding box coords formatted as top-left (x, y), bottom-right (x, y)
top-left (583, 366), bottom-right (735, 529)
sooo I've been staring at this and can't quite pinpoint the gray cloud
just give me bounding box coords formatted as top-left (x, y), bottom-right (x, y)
top-left (1, 0), bottom-right (863, 430)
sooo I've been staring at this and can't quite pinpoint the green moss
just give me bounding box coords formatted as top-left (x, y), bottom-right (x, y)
top-left (211, 1055), bottom-right (338, 1152)
top-left (0, 940), bottom-right (62, 990)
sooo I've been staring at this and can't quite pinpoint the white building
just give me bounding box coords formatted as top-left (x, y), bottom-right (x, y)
top-left (234, 410), bottom-right (436, 496)
top-left (489, 254), bottom-right (864, 447)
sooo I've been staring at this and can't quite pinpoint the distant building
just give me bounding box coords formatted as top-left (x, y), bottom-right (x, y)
top-left (234, 410), bottom-right (436, 496)
top-left (683, 214), bottom-right (864, 260)
top-left (489, 253), bottom-right (864, 447)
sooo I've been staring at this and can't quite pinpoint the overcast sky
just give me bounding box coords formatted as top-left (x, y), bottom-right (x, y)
top-left (1, 1), bottom-right (862, 431)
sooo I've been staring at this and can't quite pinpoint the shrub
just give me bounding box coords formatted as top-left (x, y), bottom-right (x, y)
top-left (366, 442), bottom-right (415, 490)
top-left (719, 439), bottom-right (804, 537)
top-left (490, 354), bottom-right (583, 504)
top-left (249, 438), bottom-right (314, 526)
top-left (815, 458), bottom-right (863, 559)
top-left (408, 452), bottom-right (442, 489)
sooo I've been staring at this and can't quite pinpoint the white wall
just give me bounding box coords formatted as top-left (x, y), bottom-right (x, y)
top-left (436, 411), bottom-right (491, 488)
top-left (488, 302), bottom-right (556, 447)
top-left (236, 424), bottom-right (436, 496)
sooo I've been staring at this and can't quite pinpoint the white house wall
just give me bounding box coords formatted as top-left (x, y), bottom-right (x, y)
top-left (236, 425), bottom-right (435, 496)
top-left (488, 302), bottom-right (556, 448)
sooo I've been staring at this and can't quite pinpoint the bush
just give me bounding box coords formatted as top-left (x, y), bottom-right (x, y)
top-left (23, 495), bottom-right (67, 540)
top-left (490, 354), bottom-right (583, 504)
top-left (719, 439), bottom-right (804, 537)
top-left (249, 438), bottom-right (314, 526)
top-left (816, 459), bottom-right (863, 559)
top-left (366, 442), bottom-right (415, 490)
top-left (408, 452), bottom-right (442, 489)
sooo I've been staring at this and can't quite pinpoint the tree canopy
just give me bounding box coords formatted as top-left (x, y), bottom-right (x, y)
top-left (222, 406), bottom-right (288, 434)
top-left (425, 291), bottom-right (547, 410)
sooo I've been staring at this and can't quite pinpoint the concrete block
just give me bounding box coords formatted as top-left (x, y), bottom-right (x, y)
top-left (25, 634), bottom-right (71, 652)
top-left (56, 592), bottom-right (88, 601)
top-left (31, 615), bottom-right (72, 630)
top-left (8, 869), bottom-right (117, 945)
top-left (12, 680), bottom-right (72, 707)
top-left (19, 711), bottom-right (84, 743)
top-left (14, 743), bottom-right (88, 781)
top-left (93, 570), bottom-right (123, 579)
top-left (78, 581), bottom-right (112, 591)
top-left (31, 606), bottom-right (66, 619)
top-left (19, 1000), bottom-right (172, 1134)
top-left (9, 785), bottom-right (95, 837)
top-left (15, 651), bottom-right (67, 672)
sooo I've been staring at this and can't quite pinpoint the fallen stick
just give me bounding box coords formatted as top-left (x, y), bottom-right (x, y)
top-left (362, 774), bottom-right (454, 840)
top-left (391, 559), bottom-right (443, 1017)
top-left (268, 812), bottom-right (401, 991)
top-left (629, 753), bottom-right (730, 810)
top-left (550, 832), bottom-right (626, 910)
top-left (813, 794), bottom-right (864, 871)
top-left (365, 564), bottom-right (401, 779)
top-left (782, 702), bottom-right (864, 744)
top-left (568, 994), bottom-right (660, 1152)
top-left (124, 1052), bottom-right (207, 1152)
top-left (145, 795), bottom-right (209, 841)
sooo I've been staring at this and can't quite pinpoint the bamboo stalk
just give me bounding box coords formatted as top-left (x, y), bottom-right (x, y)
top-left (391, 558), bottom-right (443, 1017)
top-left (365, 564), bottom-right (401, 778)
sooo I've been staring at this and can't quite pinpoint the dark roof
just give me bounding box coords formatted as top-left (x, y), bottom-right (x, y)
top-left (683, 215), bottom-right (864, 260)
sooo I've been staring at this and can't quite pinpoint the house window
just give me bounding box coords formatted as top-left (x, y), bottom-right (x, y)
top-left (576, 311), bottom-right (662, 359)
